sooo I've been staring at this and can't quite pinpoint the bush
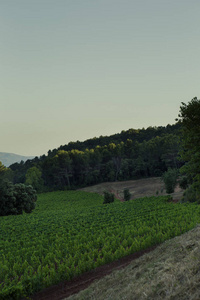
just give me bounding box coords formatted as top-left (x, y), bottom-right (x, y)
top-left (163, 168), bottom-right (178, 194)
top-left (13, 184), bottom-right (37, 214)
top-left (182, 184), bottom-right (200, 203)
top-left (179, 176), bottom-right (188, 190)
top-left (123, 188), bottom-right (131, 201)
top-left (0, 180), bottom-right (37, 216)
top-left (103, 191), bottom-right (114, 204)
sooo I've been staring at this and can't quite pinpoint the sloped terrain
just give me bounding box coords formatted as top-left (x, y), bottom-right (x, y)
top-left (79, 177), bottom-right (184, 201)
top-left (67, 225), bottom-right (200, 300)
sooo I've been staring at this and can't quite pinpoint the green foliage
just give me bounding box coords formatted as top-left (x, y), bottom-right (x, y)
top-left (0, 161), bottom-right (13, 182)
top-left (9, 124), bottom-right (181, 191)
top-left (0, 190), bottom-right (200, 298)
top-left (0, 180), bottom-right (17, 216)
top-left (163, 168), bottom-right (178, 194)
top-left (0, 161), bottom-right (7, 174)
top-left (182, 183), bottom-right (200, 203)
top-left (25, 166), bottom-right (43, 192)
top-left (177, 97), bottom-right (200, 199)
top-left (179, 176), bottom-right (189, 190)
top-left (103, 191), bottom-right (114, 204)
top-left (0, 181), bottom-right (37, 216)
top-left (123, 188), bottom-right (131, 201)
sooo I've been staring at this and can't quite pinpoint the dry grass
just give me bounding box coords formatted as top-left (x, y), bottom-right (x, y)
top-left (79, 177), bottom-right (184, 201)
top-left (66, 225), bottom-right (200, 300)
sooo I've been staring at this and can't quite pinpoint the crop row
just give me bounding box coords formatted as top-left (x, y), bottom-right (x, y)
top-left (0, 191), bottom-right (200, 299)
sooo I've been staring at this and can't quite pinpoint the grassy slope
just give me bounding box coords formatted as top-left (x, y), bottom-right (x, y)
top-left (79, 177), bottom-right (184, 201)
top-left (67, 225), bottom-right (200, 300)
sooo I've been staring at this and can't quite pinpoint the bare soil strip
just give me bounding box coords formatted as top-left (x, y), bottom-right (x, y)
top-left (79, 177), bottom-right (184, 201)
top-left (67, 225), bottom-right (200, 300)
top-left (30, 246), bottom-right (157, 300)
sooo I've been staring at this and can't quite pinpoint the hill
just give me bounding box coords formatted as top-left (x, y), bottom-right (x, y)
top-left (0, 152), bottom-right (34, 167)
top-left (8, 123), bottom-right (182, 190)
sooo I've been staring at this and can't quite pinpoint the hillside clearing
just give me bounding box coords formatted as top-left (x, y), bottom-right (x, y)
top-left (66, 225), bottom-right (200, 300)
top-left (79, 177), bottom-right (184, 201)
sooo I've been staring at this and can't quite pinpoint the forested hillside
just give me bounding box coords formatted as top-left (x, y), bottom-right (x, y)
top-left (6, 123), bottom-right (182, 191)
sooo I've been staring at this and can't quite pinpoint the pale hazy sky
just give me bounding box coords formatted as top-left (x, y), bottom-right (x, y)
top-left (1, 0), bottom-right (199, 156)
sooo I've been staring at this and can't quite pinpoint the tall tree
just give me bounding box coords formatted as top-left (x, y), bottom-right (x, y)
top-left (0, 181), bottom-right (37, 216)
top-left (54, 150), bottom-right (72, 188)
top-left (0, 162), bottom-right (13, 182)
top-left (108, 142), bottom-right (124, 181)
top-left (25, 166), bottom-right (43, 191)
top-left (0, 161), bottom-right (6, 175)
top-left (177, 97), bottom-right (200, 199)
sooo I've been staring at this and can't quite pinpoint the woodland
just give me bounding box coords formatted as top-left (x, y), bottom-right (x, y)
top-left (0, 97), bottom-right (200, 206)
top-left (5, 123), bottom-right (181, 191)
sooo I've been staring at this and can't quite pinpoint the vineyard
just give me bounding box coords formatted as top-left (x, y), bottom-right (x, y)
top-left (0, 191), bottom-right (200, 299)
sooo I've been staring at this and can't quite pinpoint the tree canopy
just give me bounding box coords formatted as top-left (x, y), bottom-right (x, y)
top-left (0, 181), bottom-right (37, 216)
top-left (8, 124), bottom-right (182, 191)
top-left (0, 161), bottom-right (7, 175)
top-left (177, 97), bottom-right (200, 201)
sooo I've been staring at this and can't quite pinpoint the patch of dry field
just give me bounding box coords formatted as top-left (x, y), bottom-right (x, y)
top-left (79, 177), bottom-right (184, 201)
top-left (66, 225), bottom-right (200, 300)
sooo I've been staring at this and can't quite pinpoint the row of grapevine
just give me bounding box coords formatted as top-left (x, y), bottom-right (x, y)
top-left (0, 191), bottom-right (200, 299)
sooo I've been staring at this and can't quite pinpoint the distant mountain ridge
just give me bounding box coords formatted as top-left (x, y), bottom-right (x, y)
top-left (0, 152), bottom-right (35, 167)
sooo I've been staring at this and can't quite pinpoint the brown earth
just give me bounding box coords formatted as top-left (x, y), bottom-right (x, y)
top-left (30, 246), bottom-right (157, 300)
top-left (30, 225), bottom-right (200, 300)
top-left (67, 225), bottom-right (200, 300)
top-left (79, 177), bottom-right (184, 201)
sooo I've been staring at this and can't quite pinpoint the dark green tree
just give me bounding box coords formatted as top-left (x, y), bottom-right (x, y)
top-left (54, 150), bottom-right (72, 188)
top-left (163, 168), bottom-right (178, 194)
top-left (103, 191), bottom-right (114, 204)
top-left (177, 97), bottom-right (200, 201)
top-left (0, 161), bottom-right (6, 174)
top-left (0, 181), bottom-right (37, 216)
top-left (123, 188), bottom-right (131, 201)
top-left (25, 166), bottom-right (44, 191)
top-left (0, 162), bottom-right (14, 183)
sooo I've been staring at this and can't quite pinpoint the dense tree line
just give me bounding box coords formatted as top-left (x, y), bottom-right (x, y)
top-left (6, 124), bottom-right (182, 191)
top-left (1, 99), bottom-right (199, 212)
top-left (49, 123), bottom-right (180, 156)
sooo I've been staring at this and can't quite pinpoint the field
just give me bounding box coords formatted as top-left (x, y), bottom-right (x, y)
top-left (68, 225), bottom-right (200, 300)
top-left (0, 190), bottom-right (200, 299)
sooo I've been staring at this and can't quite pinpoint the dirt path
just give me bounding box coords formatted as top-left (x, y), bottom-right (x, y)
top-left (30, 246), bottom-right (157, 300)
top-left (67, 225), bottom-right (200, 300)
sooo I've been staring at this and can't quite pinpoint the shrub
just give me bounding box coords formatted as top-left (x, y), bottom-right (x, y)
top-left (179, 176), bottom-right (188, 190)
top-left (0, 180), bottom-right (37, 216)
top-left (13, 183), bottom-right (37, 214)
top-left (163, 168), bottom-right (178, 194)
top-left (123, 188), bottom-right (131, 201)
top-left (103, 191), bottom-right (114, 204)
top-left (182, 183), bottom-right (200, 203)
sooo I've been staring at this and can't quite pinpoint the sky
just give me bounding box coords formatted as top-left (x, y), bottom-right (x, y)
top-left (0, 0), bottom-right (200, 157)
